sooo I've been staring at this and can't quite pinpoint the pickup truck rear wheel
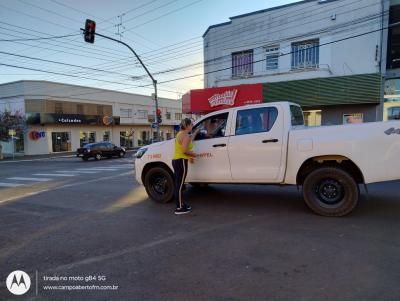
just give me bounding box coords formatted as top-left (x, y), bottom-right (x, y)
top-left (144, 167), bottom-right (174, 204)
top-left (303, 167), bottom-right (359, 217)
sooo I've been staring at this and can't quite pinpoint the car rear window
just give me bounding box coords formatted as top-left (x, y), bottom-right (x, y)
top-left (290, 105), bottom-right (304, 126)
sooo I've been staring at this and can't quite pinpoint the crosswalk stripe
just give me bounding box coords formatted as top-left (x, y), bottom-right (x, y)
top-left (56, 171), bottom-right (98, 174)
top-left (33, 173), bottom-right (75, 177)
top-left (0, 182), bottom-right (24, 187)
top-left (76, 168), bottom-right (117, 171)
top-left (8, 177), bottom-right (51, 182)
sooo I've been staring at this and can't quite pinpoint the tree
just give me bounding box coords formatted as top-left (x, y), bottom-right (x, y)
top-left (0, 111), bottom-right (26, 141)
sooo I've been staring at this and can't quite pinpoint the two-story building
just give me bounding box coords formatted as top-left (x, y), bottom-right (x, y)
top-left (202, 0), bottom-right (388, 125)
top-left (0, 80), bottom-right (185, 156)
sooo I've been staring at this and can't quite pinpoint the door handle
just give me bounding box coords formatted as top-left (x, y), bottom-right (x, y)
top-left (262, 139), bottom-right (279, 143)
top-left (213, 143), bottom-right (226, 148)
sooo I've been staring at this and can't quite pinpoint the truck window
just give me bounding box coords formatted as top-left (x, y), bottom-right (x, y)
top-left (193, 112), bottom-right (229, 140)
top-left (235, 107), bottom-right (278, 136)
top-left (290, 105), bottom-right (304, 126)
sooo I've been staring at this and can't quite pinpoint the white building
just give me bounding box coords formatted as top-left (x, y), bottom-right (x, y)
top-left (0, 80), bottom-right (185, 156)
top-left (203, 0), bottom-right (388, 125)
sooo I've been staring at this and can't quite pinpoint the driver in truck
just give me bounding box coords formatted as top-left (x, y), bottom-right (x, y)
top-left (172, 118), bottom-right (200, 215)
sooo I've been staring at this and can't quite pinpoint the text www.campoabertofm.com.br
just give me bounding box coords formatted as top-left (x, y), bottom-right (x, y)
top-left (42, 284), bottom-right (118, 291)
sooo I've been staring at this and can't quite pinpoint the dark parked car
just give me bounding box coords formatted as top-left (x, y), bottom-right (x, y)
top-left (76, 142), bottom-right (126, 161)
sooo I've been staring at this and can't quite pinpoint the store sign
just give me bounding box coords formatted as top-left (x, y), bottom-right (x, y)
top-left (27, 114), bottom-right (121, 126)
top-left (208, 89), bottom-right (237, 107)
top-left (29, 131), bottom-right (45, 141)
top-left (58, 117), bottom-right (82, 124)
top-left (343, 113), bottom-right (363, 124)
top-left (102, 116), bottom-right (113, 125)
top-left (182, 83), bottom-right (263, 114)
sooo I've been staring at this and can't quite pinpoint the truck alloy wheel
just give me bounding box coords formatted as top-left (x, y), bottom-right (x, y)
top-left (302, 167), bottom-right (359, 217)
top-left (144, 167), bottom-right (174, 203)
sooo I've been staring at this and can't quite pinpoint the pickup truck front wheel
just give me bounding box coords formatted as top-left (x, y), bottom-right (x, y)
top-left (303, 167), bottom-right (359, 217)
top-left (144, 167), bottom-right (174, 204)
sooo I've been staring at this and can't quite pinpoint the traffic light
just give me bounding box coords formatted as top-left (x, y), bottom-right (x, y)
top-left (156, 108), bottom-right (162, 124)
top-left (84, 19), bottom-right (96, 43)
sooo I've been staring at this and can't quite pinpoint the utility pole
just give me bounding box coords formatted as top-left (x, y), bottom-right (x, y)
top-left (81, 20), bottom-right (161, 141)
top-left (115, 14), bottom-right (125, 41)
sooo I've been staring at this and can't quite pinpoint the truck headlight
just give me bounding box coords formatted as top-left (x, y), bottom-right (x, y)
top-left (135, 148), bottom-right (148, 159)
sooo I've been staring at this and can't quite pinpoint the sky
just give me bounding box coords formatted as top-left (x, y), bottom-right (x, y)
top-left (0, 0), bottom-right (296, 99)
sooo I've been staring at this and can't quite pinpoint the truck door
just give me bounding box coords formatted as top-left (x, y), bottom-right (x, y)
top-left (186, 112), bottom-right (232, 182)
top-left (228, 105), bottom-right (284, 182)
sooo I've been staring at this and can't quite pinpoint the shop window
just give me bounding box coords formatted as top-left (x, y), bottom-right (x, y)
top-left (193, 112), bottom-right (229, 140)
top-left (103, 131), bottom-right (111, 142)
top-left (303, 110), bottom-right (322, 126)
top-left (384, 78), bottom-right (400, 121)
top-left (343, 113), bottom-right (363, 124)
top-left (80, 131), bottom-right (96, 147)
top-left (266, 46), bottom-right (279, 70)
top-left (235, 107), bottom-right (278, 135)
top-left (120, 131), bottom-right (133, 149)
top-left (291, 39), bottom-right (319, 69)
top-left (52, 132), bottom-right (71, 152)
top-left (387, 4), bottom-right (400, 69)
top-left (232, 50), bottom-right (253, 77)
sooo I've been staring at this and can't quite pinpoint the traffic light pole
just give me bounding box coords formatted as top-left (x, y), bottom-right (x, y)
top-left (82, 29), bottom-right (161, 140)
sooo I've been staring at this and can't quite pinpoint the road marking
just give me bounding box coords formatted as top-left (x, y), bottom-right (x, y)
top-left (0, 182), bottom-right (24, 187)
top-left (102, 165), bottom-right (132, 168)
top-left (0, 171), bottom-right (134, 204)
top-left (8, 177), bottom-right (51, 182)
top-left (56, 170), bottom-right (98, 174)
top-left (33, 173), bottom-right (75, 177)
top-left (77, 168), bottom-right (118, 171)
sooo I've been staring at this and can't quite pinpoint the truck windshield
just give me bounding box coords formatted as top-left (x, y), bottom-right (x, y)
top-left (290, 105), bottom-right (304, 126)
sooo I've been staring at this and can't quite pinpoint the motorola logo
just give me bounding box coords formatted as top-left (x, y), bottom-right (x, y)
top-left (6, 270), bottom-right (31, 295)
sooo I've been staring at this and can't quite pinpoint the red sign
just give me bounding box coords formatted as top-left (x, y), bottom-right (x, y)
top-left (182, 83), bottom-right (263, 114)
top-left (29, 131), bottom-right (45, 141)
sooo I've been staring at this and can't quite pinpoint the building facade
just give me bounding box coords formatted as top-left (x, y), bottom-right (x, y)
top-left (203, 0), bottom-right (389, 126)
top-left (0, 81), bottom-right (185, 156)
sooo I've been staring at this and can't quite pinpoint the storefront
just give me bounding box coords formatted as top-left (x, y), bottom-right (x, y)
top-left (183, 74), bottom-right (382, 126)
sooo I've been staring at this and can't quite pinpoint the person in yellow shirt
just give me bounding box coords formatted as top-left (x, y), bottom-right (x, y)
top-left (173, 118), bottom-right (200, 215)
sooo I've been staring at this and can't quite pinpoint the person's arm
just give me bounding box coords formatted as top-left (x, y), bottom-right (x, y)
top-left (181, 134), bottom-right (196, 157)
top-left (190, 128), bottom-right (200, 142)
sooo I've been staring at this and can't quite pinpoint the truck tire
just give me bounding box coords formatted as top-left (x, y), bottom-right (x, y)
top-left (144, 167), bottom-right (174, 204)
top-left (303, 167), bottom-right (359, 217)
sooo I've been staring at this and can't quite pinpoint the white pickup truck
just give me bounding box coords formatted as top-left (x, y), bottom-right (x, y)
top-left (135, 102), bottom-right (400, 216)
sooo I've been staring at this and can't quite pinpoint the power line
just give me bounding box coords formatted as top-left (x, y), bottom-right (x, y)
top-left (122, 10), bottom-right (386, 81)
top-left (0, 51), bottom-right (138, 78)
top-left (0, 34), bottom-right (78, 42)
top-left (141, 22), bottom-right (394, 86)
top-left (122, 0), bottom-right (204, 32)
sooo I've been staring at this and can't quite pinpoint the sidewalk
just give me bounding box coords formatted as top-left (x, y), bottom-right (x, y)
top-left (0, 149), bottom-right (138, 162)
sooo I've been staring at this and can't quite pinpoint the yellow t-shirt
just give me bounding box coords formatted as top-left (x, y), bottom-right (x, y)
top-left (173, 131), bottom-right (193, 160)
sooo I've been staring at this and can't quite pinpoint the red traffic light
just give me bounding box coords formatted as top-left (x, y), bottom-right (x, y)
top-left (156, 108), bottom-right (162, 116)
top-left (84, 19), bottom-right (96, 44)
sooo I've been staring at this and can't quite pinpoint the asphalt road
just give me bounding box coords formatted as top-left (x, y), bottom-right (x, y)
top-left (0, 155), bottom-right (399, 301)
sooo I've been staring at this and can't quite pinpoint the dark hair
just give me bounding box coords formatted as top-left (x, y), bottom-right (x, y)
top-left (180, 118), bottom-right (192, 130)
